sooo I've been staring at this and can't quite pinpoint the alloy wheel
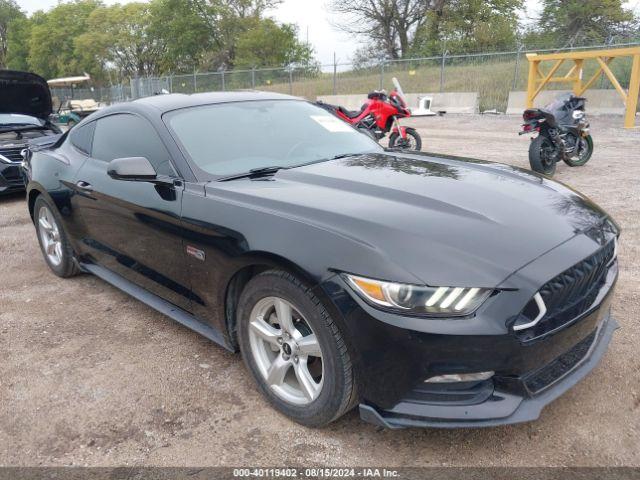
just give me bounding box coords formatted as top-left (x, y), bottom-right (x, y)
top-left (38, 205), bottom-right (63, 266)
top-left (248, 296), bottom-right (324, 405)
top-left (398, 136), bottom-right (416, 150)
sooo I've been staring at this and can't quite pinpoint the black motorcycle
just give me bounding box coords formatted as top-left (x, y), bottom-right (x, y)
top-left (520, 93), bottom-right (593, 176)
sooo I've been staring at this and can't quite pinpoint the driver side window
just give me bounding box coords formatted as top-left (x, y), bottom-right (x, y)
top-left (92, 114), bottom-right (176, 176)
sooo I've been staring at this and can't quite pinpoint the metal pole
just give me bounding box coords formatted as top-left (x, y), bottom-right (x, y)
top-left (131, 77), bottom-right (137, 99)
top-left (513, 44), bottom-right (523, 90)
top-left (251, 67), bottom-right (256, 89)
top-left (379, 58), bottom-right (384, 90)
top-left (440, 51), bottom-right (447, 93)
top-left (193, 69), bottom-right (197, 93)
top-left (289, 67), bottom-right (293, 94)
top-left (333, 52), bottom-right (337, 95)
top-left (221, 70), bottom-right (225, 91)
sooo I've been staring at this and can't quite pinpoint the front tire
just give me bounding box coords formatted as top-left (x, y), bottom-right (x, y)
top-left (529, 135), bottom-right (557, 176)
top-left (563, 134), bottom-right (593, 167)
top-left (389, 127), bottom-right (422, 151)
top-left (34, 196), bottom-right (79, 278)
top-left (237, 270), bottom-right (358, 427)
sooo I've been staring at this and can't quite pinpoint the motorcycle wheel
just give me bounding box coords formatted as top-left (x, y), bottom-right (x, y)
top-left (529, 135), bottom-right (557, 176)
top-left (389, 127), bottom-right (422, 151)
top-left (563, 134), bottom-right (593, 167)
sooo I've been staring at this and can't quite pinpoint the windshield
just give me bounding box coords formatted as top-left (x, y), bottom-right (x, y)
top-left (544, 93), bottom-right (573, 111)
top-left (392, 77), bottom-right (407, 104)
top-left (0, 113), bottom-right (44, 127)
top-left (165, 99), bottom-right (382, 177)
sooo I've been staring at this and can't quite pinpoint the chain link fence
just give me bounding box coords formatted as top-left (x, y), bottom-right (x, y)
top-left (50, 39), bottom-right (640, 113)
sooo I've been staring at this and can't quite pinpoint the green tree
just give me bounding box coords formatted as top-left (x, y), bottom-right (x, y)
top-left (5, 15), bottom-right (30, 70)
top-left (411, 0), bottom-right (523, 55)
top-left (3, 0), bottom-right (319, 82)
top-left (76, 2), bottom-right (167, 78)
top-left (0, 0), bottom-right (24, 68)
top-left (27, 0), bottom-right (102, 79)
top-left (536, 0), bottom-right (635, 46)
top-left (187, 0), bottom-right (282, 68)
top-left (234, 19), bottom-right (316, 69)
top-left (148, 0), bottom-right (212, 72)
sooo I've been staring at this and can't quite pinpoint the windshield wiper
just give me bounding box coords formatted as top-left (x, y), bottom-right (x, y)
top-left (217, 166), bottom-right (288, 182)
top-left (282, 153), bottom-right (360, 169)
top-left (330, 153), bottom-right (358, 160)
top-left (0, 125), bottom-right (47, 134)
top-left (216, 153), bottom-right (364, 182)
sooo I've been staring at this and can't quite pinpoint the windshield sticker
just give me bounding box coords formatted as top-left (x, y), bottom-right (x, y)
top-left (311, 115), bottom-right (354, 133)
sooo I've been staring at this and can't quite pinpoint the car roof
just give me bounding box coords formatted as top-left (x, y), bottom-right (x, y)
top-left (132, 90), bottom-right (302, 113)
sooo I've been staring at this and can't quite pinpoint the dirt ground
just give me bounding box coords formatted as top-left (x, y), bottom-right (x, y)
top-left (1, 115), bottom-right (639, 467)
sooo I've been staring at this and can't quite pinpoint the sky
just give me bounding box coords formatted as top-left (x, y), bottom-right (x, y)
top-left (16, 0), bottom-right (640, 65)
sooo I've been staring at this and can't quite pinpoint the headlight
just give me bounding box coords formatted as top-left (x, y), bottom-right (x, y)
top-left (343, 274), bottom-right (492, 316)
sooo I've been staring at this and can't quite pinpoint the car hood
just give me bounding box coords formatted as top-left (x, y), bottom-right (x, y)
top-left (0, 70), bottom-right (53, 119)
top-left (211, 152), bottom-right (608, 288)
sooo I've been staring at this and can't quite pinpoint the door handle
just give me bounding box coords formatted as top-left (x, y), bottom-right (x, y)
top-left (76, 180), bottom-right (93, 192)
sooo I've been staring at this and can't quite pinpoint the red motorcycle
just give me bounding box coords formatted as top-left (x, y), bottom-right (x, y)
top-left (317, 78), bottom-right (422, 151)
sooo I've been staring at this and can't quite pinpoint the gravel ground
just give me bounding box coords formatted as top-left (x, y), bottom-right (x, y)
top-left (0, 115), bottom-right (639, 467)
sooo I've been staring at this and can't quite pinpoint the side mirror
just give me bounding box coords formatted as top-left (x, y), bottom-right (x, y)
top-left (107, 157), bottom-right (157, 181)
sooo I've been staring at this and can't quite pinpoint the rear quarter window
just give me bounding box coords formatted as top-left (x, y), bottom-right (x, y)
top-left (69, 122), bottom-right (95, 155)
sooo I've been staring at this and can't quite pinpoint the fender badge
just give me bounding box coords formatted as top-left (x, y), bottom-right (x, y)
top-left (186, 245), bottom-right (205, 261)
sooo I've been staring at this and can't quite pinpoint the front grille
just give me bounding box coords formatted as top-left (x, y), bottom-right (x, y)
top-left (524, 330), bottom-right (597, 394)
top-left (516, 239), bottom-right (615, 340)
top-left (0, 146), bottom-right (26, 163)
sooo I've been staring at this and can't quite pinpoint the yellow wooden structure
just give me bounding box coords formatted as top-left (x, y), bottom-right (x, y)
top-left (526, 46), bottom-right (640, 128)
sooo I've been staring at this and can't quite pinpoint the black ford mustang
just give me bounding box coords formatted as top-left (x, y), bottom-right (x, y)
top-left (24, 91), bottom-right (619, 428)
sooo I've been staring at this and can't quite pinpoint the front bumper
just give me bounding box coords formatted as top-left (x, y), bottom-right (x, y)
top-left (359, 313), bottom-right (617, 428)
top-left (318, 227), bottom-right (619, 429)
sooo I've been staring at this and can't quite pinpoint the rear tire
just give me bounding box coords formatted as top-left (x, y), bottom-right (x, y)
top-left (563, 134), bottom-right (593, 167)
top-left (237, 270), bottom-right (358, 427)
top-left (389, 127), bottom-right (422, 151)
top-left (529, 135), bottom-right (557, 176)
top-left (33, 196), bottom-right (79, 278)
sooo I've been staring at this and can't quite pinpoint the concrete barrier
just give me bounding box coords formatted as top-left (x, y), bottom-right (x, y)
top-left (316, 92), bottom-right (479, 114)
top-left (405, 92), bottom-right (479, 114)
top-left (506, 89), bottom-right (626, 115)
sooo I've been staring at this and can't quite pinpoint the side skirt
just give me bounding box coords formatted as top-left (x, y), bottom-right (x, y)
top-left (80, 262), bottom-right (234, 352)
